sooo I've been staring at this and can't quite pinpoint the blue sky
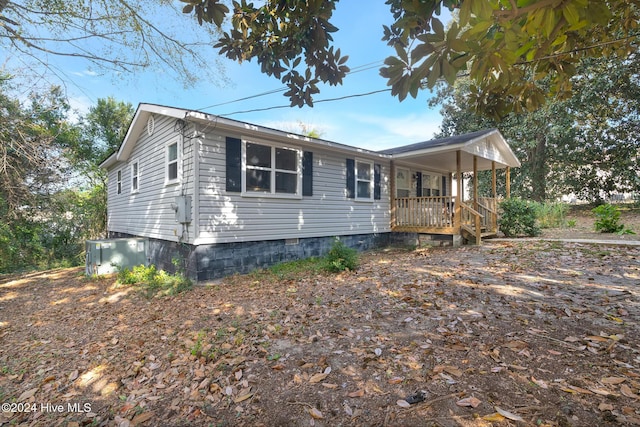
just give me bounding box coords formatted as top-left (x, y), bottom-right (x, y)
top-left (59, 2), bottom-right (446, 151)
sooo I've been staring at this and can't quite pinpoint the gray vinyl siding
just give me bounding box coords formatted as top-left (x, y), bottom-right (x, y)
top-left (196, 132), bottom-right (391, 244)
top-left (107, 114), bottom-right (195, 243)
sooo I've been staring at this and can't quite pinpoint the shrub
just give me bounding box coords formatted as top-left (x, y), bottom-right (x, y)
top-left (117, 264), bottom-right (192, 297)
top-left (592, 204), bottom-right (633, 234)
top-left (323, 238), bottom-right (358, 272)
top-left (498, 198), bottom-right (541, 237)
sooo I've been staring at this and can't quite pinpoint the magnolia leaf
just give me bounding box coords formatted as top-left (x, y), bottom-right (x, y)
top-left (495, 406), bottom-right (524, 422)
top-left (309, 372), bottom-right (329, 383)
top-left (531, 376), bottom-right (548, 389)
top-left (482, 413), bottom-right (505, 422)
top-left (348, 389), bottom-right (365, 398)
top-left (308, 407), bottom-right (324, 419)
top-left (233, 392), bottom-right (253, 403)
top-left (17, 388), bottom-right (38, 401)
top-left (456, 396), bottom-right (481, 408)
top-left (601, 377), bottom-right (626, 385)
top-left (620, 384), bottom-right (640, 399)
top-left (396, 399), bottom-right (411, 408)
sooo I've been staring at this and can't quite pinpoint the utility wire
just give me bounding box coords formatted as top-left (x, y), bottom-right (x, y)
top-left (195, 59), bottom-right (386, 111)
top-left (220, 88), bottom-right (392, 116)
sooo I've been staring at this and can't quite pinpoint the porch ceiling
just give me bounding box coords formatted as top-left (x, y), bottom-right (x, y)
top-left (380, 128), bottom-right (521, 173)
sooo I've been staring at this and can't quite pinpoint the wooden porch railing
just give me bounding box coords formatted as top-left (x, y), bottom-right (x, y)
top-left (459, 201), bottom-right (483, 244)
top-left (394, 196), bottom-right (455, 228)
top-left (392, 196), bottom-right (500, 244)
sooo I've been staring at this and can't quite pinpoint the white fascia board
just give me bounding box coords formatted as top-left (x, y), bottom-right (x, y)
top-left (99, 152), bottom-right (118, 169)
top-left (184, 110), bottom-right (390, 160)
top-left (115, 104), bottom-right (189, 163)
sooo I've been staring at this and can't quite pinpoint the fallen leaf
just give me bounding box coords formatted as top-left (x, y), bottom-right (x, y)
top-left (567, 385), bottom-right (593, 395)
top-left (599, 403), bottom-right (614, 411)
top-left (235, 370), bottom-right (243, 381)
top-left (348, 389), bottom-right (365, 398)
top-left (322, 383), bottom-right (338, 389)
top-left (17, 388), bottom-right (38, 401)
top-left (396, 399), bottom-right (411, 408)
top-left (309, 372), bottom-right (329, 383)
top-left (531, 376), bottom-right (548, 389)
top-left (601, 377), bottom-right (626, 385)
top-left (482, 413), bottom-right (505, 422)
top-left (233, 392), bottom-right (253, 403)
top-left (585, 335), bottom-right (609, 342)
top-left (456, 397), bottom-right (481, 408)
top-left (388, 377), bottom-right (404, 384)
top-left (131, 411), bottom-right (153, 425)
top-left (495, 406), bottom-right (524, 422)
top-left (620, 384), bottom-right (640, 399)
top-left (308, 407), bottom-right (324, 419)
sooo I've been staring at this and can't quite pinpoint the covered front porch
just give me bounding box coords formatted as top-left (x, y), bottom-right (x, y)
top-left (381, 129), bottom-right (521, 245)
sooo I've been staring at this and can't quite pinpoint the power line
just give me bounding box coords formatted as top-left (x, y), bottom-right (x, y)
top-left (220, 88), bottom-right (391, 116)
top-left (195, 59), bottom-right (386, 111)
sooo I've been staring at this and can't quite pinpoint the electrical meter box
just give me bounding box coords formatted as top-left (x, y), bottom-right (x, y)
top-left (173, 195), bottom-right (192, 223)
top-left (85, 238), bottom-right (149, 275)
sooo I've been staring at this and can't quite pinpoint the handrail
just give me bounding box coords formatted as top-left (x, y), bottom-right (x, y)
top-left (459, 201), bottom-right (482, 244)
top-left (459, 201), bottom-right (483, 219)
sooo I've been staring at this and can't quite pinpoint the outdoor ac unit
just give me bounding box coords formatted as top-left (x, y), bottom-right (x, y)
top-left (85, 238), bottom-right (149, 275)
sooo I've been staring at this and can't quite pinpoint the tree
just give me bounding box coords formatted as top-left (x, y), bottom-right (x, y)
top-left (63, 97), bottom-right (135, 238)
top-left (182, 0), bottom-right (639, 116)
top-left (0, 1), bottom-right (226, 92)
top-left (431, 53), bottom-right (640, 203)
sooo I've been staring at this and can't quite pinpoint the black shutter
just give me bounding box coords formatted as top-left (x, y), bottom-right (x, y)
top-left (302, 151), bottom-right (313, 196)
top-left (346, 158), bottom-right (355, 198)
top-left (374, 164), bottom-right (381, 200)
top-left (416, 172), bottom-right (422, 197)
top-left (442, 176), bottom-right (447, 196)
top-left (226, 137), bottom-right (242, 192)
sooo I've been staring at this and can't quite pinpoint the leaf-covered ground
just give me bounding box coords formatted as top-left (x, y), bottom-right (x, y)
top-left (1, 239), bottom-right (640, 427)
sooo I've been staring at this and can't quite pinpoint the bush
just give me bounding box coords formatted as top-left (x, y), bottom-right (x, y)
top-left (591, 204), bottom-right (635, 234)
top-left (498, 198), bottom-right (541, 237)
top-left (117, 264), bottom-right (192, 297)
top-left (323, 238), bottom-right (358, 272)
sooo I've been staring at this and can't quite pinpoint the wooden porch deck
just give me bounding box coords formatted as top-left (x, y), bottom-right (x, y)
top-left (392, 196), bottom-right (499, 244)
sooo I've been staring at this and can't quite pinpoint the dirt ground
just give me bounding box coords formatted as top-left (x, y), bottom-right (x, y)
top-left (1, 208), bottom-right (640, 427)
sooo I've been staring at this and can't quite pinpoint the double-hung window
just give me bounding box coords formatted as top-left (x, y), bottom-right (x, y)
top-left (356, 160), bottom-right (373, 200)
top-left (166, 138), bottom-right (180, 184)
top-left (243, 140), bottom-right (301, 197)
top-left (131, 160), bottom-right (139, 193)
top-left (396, 168), bottom-right (410, 198)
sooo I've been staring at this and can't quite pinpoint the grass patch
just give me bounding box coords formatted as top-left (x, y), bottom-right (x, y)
top-left (117, 264), bottom-right (192, 297)
top-left (535, 202), bottom-right (569, 229)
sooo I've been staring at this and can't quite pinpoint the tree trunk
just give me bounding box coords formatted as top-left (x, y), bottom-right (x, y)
top-left (530, 133), bottom-right (547, 202)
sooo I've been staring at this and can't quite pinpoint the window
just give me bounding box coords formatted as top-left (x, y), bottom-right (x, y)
top-left (166, 138), bottom-right (180, 184)
top-left (356, 160), bottom-right (373, 199)
top-left (421, 172), bottom-right (442, 196)
top-left (116, 170), bottom-right (122, 194)
top-left (396, 168), bottom-right (410, 198)
top-left (243, 140), bottom-right (301, 196)
top-left (131, 160), bottom-right (139, 193)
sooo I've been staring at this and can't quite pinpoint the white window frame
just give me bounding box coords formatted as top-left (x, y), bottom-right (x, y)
top-left (130, 159), bottom-right (140, 193)
top-left (116, 169), bottom-right (122, 195)
top-left (422, 171), bottom-right (443, 197)
top-left (355, 159), bottom-right (374, 201)
top-left (241, 138), bottom-right (302, 199)
top-left (396, 167), bottom-right (411, 198)
top-left (165, 137), bottom-right (181, 185)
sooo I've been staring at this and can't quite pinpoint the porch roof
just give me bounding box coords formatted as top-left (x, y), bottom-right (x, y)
top-left (379, 129), bottom-right (521, 173)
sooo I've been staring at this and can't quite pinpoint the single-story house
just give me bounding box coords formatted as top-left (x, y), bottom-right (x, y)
top-left (100, 103), bottom-right (521, 280)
